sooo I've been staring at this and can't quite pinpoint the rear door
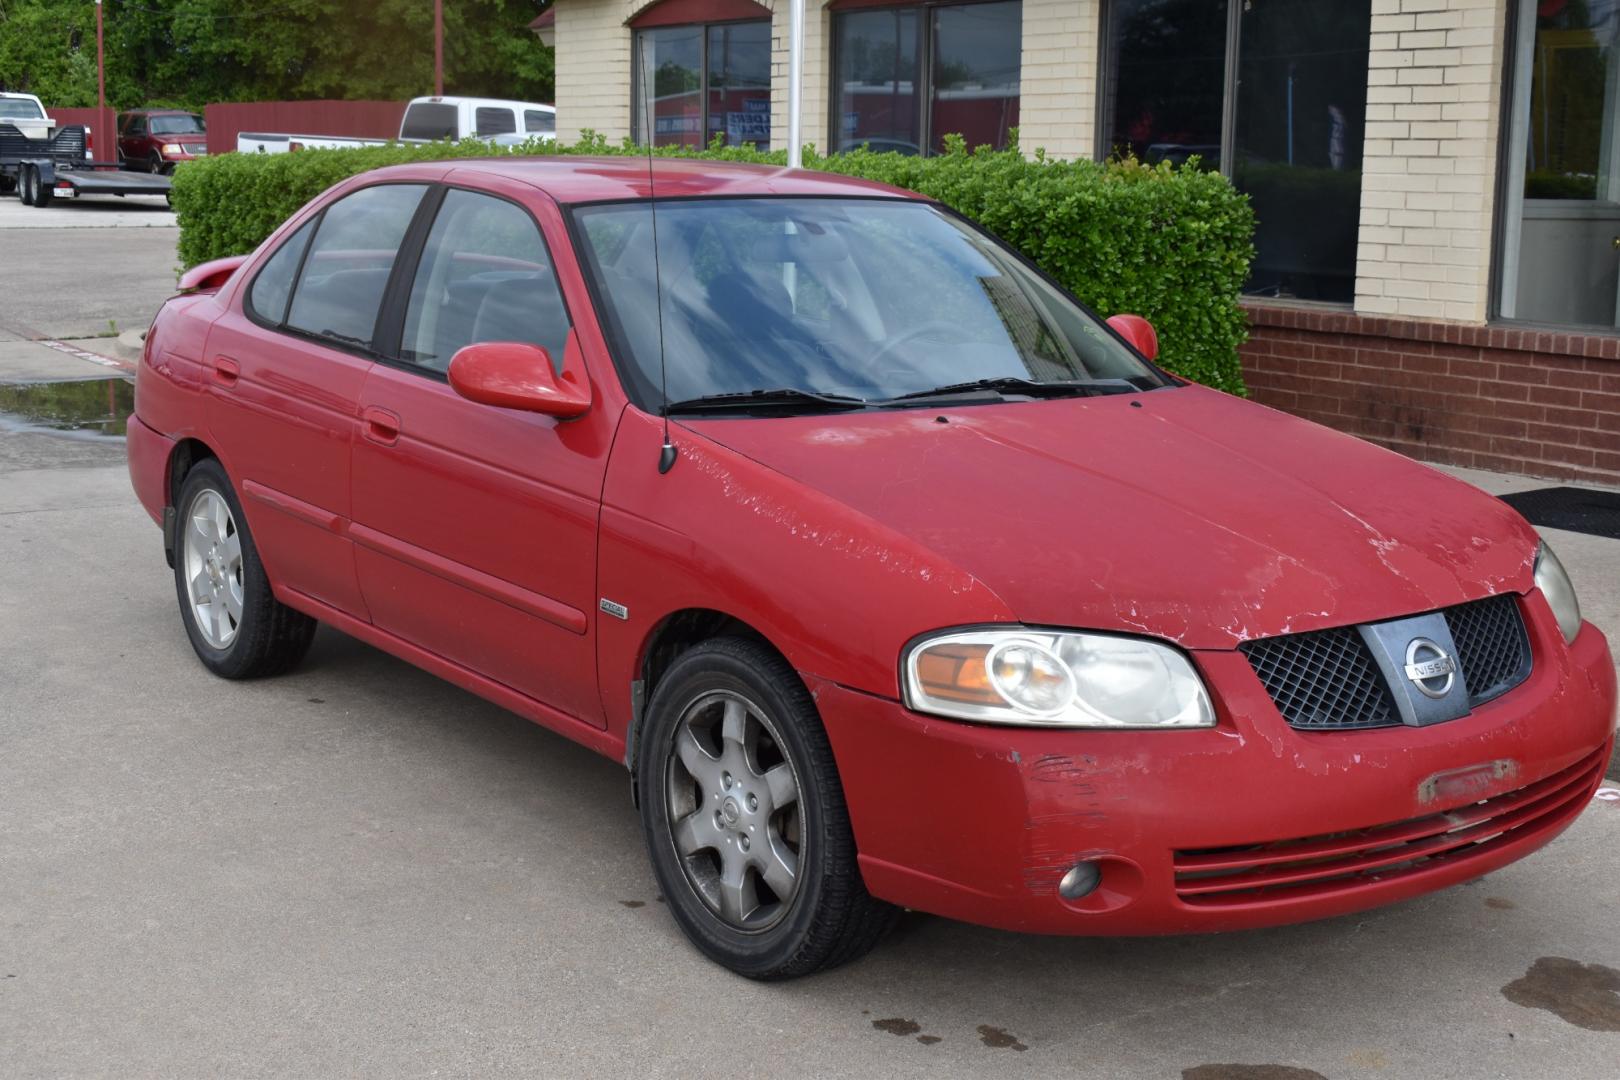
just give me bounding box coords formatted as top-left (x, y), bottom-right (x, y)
top-left (205, 182), bottom-right (429, 618)
top-left (350, 178), bottom-right (612, 725)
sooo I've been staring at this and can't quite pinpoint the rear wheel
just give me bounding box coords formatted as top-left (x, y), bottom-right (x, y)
top-left (32, 173), bottom-right (52, 208)
top-left (173, 459), bottom-right (316, 678)
top-left (637, 637), bottom-right (897, 979)
top-left (18, 165), bottom-right (35, 206)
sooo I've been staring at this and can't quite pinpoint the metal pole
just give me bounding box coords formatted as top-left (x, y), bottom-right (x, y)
top-left (787, 0), bottom-right (803, 168)
top-left (95, 0), bottom-right (106, 161)
top-left (434, 0), bottom-right (444, 96)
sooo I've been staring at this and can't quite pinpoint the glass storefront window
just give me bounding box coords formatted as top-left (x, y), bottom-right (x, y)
top-left (1103, 0), bottom-right (1228, 169)
top-left (1234, 0), bottom-right (1371, 302)
top-left (634, 21), bottom-right (771, 150)
top-left (1498, 1), bottom-right (1620, 327)
top-left (1102, 0), bottom-right (1371, 303)
top-left (831, 1), bottom-right (1021, 156)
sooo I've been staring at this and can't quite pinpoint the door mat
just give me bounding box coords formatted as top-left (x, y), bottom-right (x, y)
top-left (1499, 486), bottom-right (1620, 541)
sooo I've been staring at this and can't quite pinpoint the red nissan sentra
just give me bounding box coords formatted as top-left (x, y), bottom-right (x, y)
top-left (129, 159), bottom-right (1616, 979)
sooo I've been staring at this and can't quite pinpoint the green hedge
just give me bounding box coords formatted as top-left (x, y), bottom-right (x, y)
top-left (170, 133), bottom-right (1254, 393)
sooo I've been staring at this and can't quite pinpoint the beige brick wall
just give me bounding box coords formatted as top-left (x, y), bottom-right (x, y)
top-left (554, 0), bottom-right (636, 145)
top-left (1016, 0), bottom-right (1101, 160)
top-left (1355, 0), bottom-right (1508, 323)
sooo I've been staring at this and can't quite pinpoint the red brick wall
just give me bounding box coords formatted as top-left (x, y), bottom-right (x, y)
top-left (1240, 302), bottom-right (1620, 487)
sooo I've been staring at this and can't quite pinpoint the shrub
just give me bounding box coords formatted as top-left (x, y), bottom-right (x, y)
top-left (170, 133), bottom-right (1253, 392)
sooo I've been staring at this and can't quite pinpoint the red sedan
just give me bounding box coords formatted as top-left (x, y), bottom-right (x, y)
top-left (128, 159), bottom-right (1616, 979)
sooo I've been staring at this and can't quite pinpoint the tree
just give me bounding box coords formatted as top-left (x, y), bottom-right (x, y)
top-left (0, 0), bottom-right (555, 109)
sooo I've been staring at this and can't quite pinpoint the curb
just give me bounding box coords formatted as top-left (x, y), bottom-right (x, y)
top-left (113, 329), bottom-right (146, 363)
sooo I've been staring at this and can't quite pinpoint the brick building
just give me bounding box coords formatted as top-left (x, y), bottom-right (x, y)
top-left (544, 0), bottom-right (1620, 485)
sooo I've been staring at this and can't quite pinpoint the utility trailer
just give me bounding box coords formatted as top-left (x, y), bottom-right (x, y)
top-left (0, 123), bottom-right (171, 208)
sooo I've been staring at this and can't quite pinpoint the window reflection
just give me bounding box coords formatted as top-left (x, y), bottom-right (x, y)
top-left (635, 21), bottom-right (771, 149)
top-left (1104, 0), bottom-right (1228, 170)
top-left (834, 8), bottom-right (922, 154)
top-left (931, 1), bottom-right (1022, 153)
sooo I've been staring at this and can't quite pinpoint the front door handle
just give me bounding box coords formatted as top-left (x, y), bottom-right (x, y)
top-left (361, 405), bottom-right (400, 446)
top-left (212, 356), bottom-right (240, 387)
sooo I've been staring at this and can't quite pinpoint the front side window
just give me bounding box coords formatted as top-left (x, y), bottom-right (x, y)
top-left (832, 1), bottom-right (1022, 156)
top-left (1102, 0), bottom-right (1371, 302)
top-left (400, 189), bottom-right (570, 373)
top-left (573, 197), bottom-right (1167, 409)
top-left (633, 20), bottom-right (772, 149)
top-left (284, 184), bottom-right (427, 350)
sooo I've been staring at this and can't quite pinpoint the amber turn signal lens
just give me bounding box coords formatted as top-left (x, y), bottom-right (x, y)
top-left (913, 642), bottom-right (1000, 705)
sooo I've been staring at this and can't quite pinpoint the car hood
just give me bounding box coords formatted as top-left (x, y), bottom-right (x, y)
top-left (681, 385), bottom-right (1540, 650)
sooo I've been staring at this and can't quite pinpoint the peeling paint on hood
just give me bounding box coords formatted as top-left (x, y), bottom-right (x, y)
top-left (683, 385), bottom-right (1541, 650)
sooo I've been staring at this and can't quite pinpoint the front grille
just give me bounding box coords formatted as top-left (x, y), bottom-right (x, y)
top-left (1241, 626), bottom-right (1399, 731)
top-left (1444, 594), bottom-right (1533, 704)
top-left (1240, 595), bottom-right (1532, 731)
top-left (1172, 748), bottom-right (1605, 906)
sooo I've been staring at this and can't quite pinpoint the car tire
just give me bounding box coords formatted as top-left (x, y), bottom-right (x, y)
top-left (637, 637), bottom-right (898, 979)
top-left (19, 165), bottom-right (35, 206)
top-left (0, 174), bottom-right (14, 196)
top-left (172, 458), bottom-right (317, 679)
top-left (32, 172), bottom-right (52, 208)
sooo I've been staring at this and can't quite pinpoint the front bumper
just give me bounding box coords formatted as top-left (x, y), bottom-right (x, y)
top-left (816, 592), bottom-right (1616, 935)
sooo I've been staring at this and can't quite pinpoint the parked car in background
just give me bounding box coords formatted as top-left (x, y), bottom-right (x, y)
top-left (118, 110), bottom-right (208, 173)
top-left (128, 158), bottom-right (1616, 981)
top-left (236, 96), bottom-right (555, 154)
top-left (0, 92), bottom-right (58, 142)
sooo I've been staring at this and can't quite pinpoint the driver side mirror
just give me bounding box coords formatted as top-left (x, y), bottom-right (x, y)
top-left (448, 341), bottom-right (592, 418)
top-left (1106, 314), bottom-right (1159, 362)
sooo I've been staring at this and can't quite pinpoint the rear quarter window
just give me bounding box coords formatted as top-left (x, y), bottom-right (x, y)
top-left (524, 110), bottom-right (555, 134)
top-left (246, 219), bottom-right (315, 325)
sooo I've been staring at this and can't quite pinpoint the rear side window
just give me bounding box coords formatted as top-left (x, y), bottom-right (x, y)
top-left (246, 218), bottom-right (315, 325)
top-left (401, 102), bottom-right (457, 140)
top-left (285, 184), bottom-right (427, 350)
top-left (474, 107), bottom-right (517, 137)
top-left (524, 110), bottom-right (555, 134)
top-left (399, 189), bottom-right (570, 373)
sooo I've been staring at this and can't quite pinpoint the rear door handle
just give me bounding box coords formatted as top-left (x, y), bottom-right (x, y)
top-left (212, 356), bottom-right (240, 387)
top-left (361, 405), bottom-right (400, 446)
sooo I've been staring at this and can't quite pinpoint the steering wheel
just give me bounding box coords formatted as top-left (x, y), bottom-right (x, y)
top-left (864, 321), bottom-right (964, 371)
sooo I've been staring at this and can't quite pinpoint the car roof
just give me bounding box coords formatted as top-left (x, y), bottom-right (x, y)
top-left (407, 96), bottom-right (554, 112)
top-left (121, 108), bottom-right (198, 116)
top-left (368, 156), bottom-right (918, 204)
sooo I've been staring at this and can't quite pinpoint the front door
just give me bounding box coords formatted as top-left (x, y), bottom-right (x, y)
top-left (351, 184), bottom-right (610, 725)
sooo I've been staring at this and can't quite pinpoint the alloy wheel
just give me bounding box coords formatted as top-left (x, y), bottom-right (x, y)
top-left (182, 489), bottom-right (244, 649)
top-left (664, 689), bottom-right (804, 931)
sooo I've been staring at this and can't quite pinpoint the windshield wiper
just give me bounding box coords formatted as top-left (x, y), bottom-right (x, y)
top-left (664, 388), bottom-right (872, 415)
top-left (885, 377), bottom-right (1146, 404)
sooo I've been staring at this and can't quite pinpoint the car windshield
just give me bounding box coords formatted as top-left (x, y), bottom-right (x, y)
top-left (572, 197), bottom-right (1169, 410)
top-left (0, 99), bottom-right (45, 119)
top-left (150, 114), bottom-right (204, 135)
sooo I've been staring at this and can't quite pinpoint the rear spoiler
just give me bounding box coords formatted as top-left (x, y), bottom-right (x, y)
top-left (178, 254), bottom-right (248, 294)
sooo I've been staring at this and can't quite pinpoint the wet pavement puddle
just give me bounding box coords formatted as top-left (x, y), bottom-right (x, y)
top-left (0, 378), bottom-right (135, 439)
top-left (1502, 956), bottom-right (1620, 1031)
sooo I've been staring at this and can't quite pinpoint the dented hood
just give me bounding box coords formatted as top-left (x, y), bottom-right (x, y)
top-left (682, 385), bottom-right (1541, 651)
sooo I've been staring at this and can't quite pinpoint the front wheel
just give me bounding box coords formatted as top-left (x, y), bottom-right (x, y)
top-left (173, 459), bottom-right (316, 678)
top-left (637, 637), bottom-right (897, 979)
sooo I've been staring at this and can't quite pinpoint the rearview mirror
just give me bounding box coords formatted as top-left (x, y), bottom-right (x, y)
top-left (1106, 314), bottom-right (1159, 362)
top-left (447, 341), bottom-right (591, 418)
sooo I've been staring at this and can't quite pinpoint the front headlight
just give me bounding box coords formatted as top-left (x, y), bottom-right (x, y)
top-left (1534, 542), bottom-right (1581, 644)
top-left (903, 628), bottom-right (1215, 728)
top-left (162, 143), bottom-right (184, 157)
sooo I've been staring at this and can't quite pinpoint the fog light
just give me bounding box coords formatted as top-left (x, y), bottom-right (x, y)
top-left (1058, 861), bottom-right (1102, 900)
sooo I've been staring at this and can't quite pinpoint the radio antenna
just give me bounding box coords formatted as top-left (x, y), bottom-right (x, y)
top-left (640, 35), bottom-right (677, 475)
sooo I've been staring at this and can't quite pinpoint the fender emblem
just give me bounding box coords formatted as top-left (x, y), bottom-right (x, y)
top-left (599, 598), bottom-right (629, 620)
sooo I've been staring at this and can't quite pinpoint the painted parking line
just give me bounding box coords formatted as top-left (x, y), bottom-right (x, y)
top-left (36, 338), bottom-right (136, 374)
